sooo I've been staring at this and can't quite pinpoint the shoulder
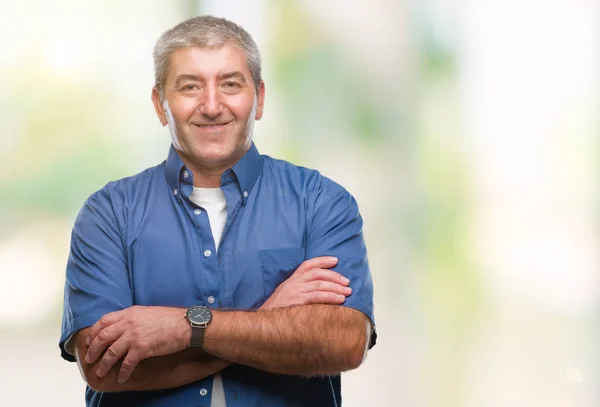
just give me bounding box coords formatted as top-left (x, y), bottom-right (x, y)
top-left (89, 162), bottom-right (164, 203)
top-left (261, 155), bottom-right (358, 228)
top-left (261, 155), bottom-right (349, 199)
top-left (79, 162), bottom-right (165, 226)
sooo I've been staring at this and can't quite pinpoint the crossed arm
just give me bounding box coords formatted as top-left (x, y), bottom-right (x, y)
top-left (71, 257), bottom-right (372, 393)
top-left (203, 304), bottom-right (370, 375)
top-left (69, 334), bottom-right (229, 392)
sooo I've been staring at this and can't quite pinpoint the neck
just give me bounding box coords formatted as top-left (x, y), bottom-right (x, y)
top-left (191, 171), bottom-right (222, 188)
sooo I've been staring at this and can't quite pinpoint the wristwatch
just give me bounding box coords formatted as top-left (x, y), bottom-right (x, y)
top-left (186, 305), bottom-right (213, 349)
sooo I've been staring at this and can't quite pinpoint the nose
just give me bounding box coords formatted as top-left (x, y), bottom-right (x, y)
top-left (198, 85), bottom-right (223, 118)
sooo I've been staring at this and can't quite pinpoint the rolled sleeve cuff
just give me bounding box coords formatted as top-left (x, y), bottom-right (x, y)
top-left (59, 310), bottom-right (116, 362)
top-left (340, 296), bottom-right (377, 349)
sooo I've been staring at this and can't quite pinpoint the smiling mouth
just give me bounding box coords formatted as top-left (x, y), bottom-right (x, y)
top-left (193, 121), bottom-right (232, 129)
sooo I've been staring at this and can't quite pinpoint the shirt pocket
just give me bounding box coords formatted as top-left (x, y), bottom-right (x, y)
top-left (258, 247), bottom-right (306, 297)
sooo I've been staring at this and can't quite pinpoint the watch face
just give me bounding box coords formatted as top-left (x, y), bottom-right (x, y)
top-left (187, 306), bottom-right (212, 325)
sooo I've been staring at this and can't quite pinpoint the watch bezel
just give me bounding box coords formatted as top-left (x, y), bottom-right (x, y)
top-left (186, 305), bottom-right (212, 327)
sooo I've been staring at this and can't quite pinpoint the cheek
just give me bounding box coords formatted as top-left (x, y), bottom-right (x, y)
top-left (229, 95), bottom-right (256, 118)
top-left (171, 101), bottom-right (198, 123)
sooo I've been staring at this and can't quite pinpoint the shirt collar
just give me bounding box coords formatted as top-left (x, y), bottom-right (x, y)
top-left (230, 142), bottom-right (263, 197)
top-left (164, 142), bottom-right (263, 196)
top-left (165, 145), bottom-right (186, 192)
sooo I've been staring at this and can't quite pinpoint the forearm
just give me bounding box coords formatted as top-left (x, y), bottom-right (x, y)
top-left (74, 332), bottom-right (230, 392)
top-left (85, 350), bottom-right (229, 392)
top-left (203, 304), bottom-right (369, 376)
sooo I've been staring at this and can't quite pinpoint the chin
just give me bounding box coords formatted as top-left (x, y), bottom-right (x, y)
top-left (198, 147), bottom-right (238, 166)
top-left (184, 140), bottom-right (247, 167)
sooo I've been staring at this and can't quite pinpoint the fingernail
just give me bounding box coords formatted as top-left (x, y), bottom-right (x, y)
top-left (341, 276), bottom-right (350, 284)
top-left (328, 256), bottom-right (338, 262)
top-left (85, 336), bottom-right (90, 346)
top-left (344, 286), bottom-right (352, 293)
top-left (117, 376), bottom-right (125, 384)
top-left (96, 368), bottom-right (103, 377)
top-left (85, 355), bottom-right (91, 363)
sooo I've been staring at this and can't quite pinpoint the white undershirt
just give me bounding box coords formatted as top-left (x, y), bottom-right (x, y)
top-left (189, 187), bottom-right (228, 250)
top-left (189, 187), bottom-right (228, 407)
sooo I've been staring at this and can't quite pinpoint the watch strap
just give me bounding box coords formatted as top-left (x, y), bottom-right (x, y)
top-left (190, 326), bottom-right (205, 349)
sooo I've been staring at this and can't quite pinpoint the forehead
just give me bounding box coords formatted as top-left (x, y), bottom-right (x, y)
top-left (166, 44), bottom-right (250, 82)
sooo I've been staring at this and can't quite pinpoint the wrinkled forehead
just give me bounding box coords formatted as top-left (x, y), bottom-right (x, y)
top-left (165, 43), bottom-right (251, 83)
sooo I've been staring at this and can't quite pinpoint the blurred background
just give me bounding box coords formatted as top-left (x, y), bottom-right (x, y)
top-left (0, 0), bottom-right (598, 406)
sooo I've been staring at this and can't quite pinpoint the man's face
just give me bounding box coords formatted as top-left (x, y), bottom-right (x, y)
top-left (152, 44), bottom-right (264, 171)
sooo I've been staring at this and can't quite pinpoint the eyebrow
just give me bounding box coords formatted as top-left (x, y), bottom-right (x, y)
top-left (174, 74), bottom-right (203, 87)
top-left (173, 72), bottom-right (247, 88)
top-left (217, 71), bottom-right (247, 82)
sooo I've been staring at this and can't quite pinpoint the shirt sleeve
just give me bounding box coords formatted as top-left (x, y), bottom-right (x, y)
top-left (305, 180), bottom-right (377, 349)
top-left (59, 190), bottom-right (133, 362)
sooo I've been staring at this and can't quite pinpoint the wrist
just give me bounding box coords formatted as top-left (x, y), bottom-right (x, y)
top-left (178, 308), bottom-right (192, 349)
top-left (202, 309), bottom-right (220, 352)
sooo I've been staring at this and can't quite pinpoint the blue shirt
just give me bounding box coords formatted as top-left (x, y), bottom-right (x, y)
top-left (60, 143), bottom-right (376, 407)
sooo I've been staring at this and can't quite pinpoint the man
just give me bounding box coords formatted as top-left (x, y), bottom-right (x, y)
top-left (59, 15), bottom-right (376, 407)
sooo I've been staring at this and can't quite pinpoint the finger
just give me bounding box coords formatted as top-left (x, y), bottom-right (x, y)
top-left (304, 291), bottom-right (346, 305)
top-left (87, 311), bottom-right (124, 346)
top-left (86, 321), bottom-right (126, 364)
top-left (302, 280), bottom-right (352, 296)
top-left (300, 268), bottom-right (350, 286)
top-left (95, 336), bottom-right (131, 378)
top-left (295, 256), bottom-right (338, 274)
top-left (117, 351), bottom-right (143, 384)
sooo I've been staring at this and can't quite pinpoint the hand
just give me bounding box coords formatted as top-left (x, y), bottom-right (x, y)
top-left (84, 306), bottom-right (189, 384)
top-left (261, 256), bottom-right (352, 310)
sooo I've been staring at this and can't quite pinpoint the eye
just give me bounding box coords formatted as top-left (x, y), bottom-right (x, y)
top-left (222, 81), bottom-right (241, 89)
top-left (182, 84), bottom-right (200, 92)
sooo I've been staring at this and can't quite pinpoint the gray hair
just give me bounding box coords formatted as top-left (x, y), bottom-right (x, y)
top-left (153, 15), bottom-right (262, 100)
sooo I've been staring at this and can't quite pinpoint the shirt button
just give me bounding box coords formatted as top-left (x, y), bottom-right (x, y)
top-left (207, 296), bottom-right (215, 304)
top-left (204, 249), bottom-right (212, 258)
top-left (243, 191), bottom-right (248, 198)
top-left (173, 189), bottom-right (178, 196)
top-left (194, 209), bottom-right (202, 215)
top-left (183, 170), bottom-right (189, 178)
top-left (200, 388), bottom-right (208, 396)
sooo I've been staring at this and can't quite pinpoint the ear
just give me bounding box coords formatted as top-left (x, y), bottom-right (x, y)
top-left (151, 88), bottom-right (168, 126)
top-left (254, 81), bottom-right (266, 121)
